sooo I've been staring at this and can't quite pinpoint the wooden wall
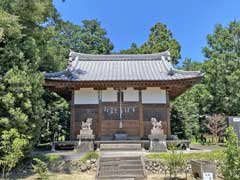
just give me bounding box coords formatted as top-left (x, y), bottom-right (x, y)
top-left (70, 103), bottom-right (169, 140)
top-left (70, 87), bottom-right (170, 140)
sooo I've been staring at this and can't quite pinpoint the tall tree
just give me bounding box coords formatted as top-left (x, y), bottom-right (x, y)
top-left (141, 23), bottom-right (181, 64)
top-left (59, 20), bottom-right (114, 54)
top-left (171, 84), bottom-right (212, 139)
top-left (121, 22), bottom-right (181, 64)
top-left (120, 43), bottom-right (140, 54)
top-left (41, 91), bottom-right (70, 143)
top-left (171, 21), bottom-right (240, 139)
top-left (202, 21), bottom-right (240, 115)
top-left (0, 0), bottom-right (60, 147)
top-left (181, 58), bottom-right (203, 71)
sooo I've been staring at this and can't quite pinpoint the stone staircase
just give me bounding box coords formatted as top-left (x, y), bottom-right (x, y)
top-left (96, 143), bottom-right (146, 180)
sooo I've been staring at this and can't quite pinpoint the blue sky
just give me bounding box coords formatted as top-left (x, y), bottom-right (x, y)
top-left (54, 0), bottom-right (240, 64)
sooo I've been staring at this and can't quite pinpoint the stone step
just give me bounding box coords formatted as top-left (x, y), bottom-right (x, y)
top-left (97, 176), bottom-right (145, 180)
top-left (98, 174), bottom-right (145, 179)
top-left (100, 143), bottom-right (142, 151)
top-left (100, 156), bottom-right (140, 161)
top-left (97, 155), bottom-right (146, 179)
top-left (99, 169), bottom-right (144, 176)
top-left (100, 160), bottom-right (141, 166)
top-left (100, 164), bottom-right (143, 171)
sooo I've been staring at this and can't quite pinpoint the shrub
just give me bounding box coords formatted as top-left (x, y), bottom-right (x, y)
top-left (32, 158), bottom-right (49, 180)
top-left (33, 154), bottom-right (62, 163)
top-left (221, 127), bottom-right (240, 180)
top-left (0, 129), bottom-right (29, 179)
top-left (165, 144), bottom-right (187, 179)
top-left (80, 152), bottom-right (99, 163)
top-left (47, 154), bottom-right (61, 162)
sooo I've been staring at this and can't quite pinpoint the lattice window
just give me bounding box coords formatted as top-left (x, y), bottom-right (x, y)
top-left (143, 108), bottom-right (166, 121)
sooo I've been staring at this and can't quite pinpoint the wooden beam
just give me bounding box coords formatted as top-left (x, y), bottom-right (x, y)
top-left (113, 87), bottom-right (127, 90)
top-left (93, 87), bottom-right (107, 90)
top-left (44, 78), bottom-right (202, 100)
top-left (134, 87), bottom-right (147, 90)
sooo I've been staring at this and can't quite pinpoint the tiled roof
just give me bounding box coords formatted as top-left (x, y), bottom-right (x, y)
top-left (45, 51), bottom-right (203, 81)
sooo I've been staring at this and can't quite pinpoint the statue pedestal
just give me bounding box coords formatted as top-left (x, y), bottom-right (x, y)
top-left (148, 133), bottom-right (167, 152)
top-left (151, 129), bottom-right (164, 135)
top-left (75, 132), bottom-right (95, 152)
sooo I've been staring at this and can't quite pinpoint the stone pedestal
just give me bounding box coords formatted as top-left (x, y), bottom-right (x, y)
top-left (148, 134), bottom-right (167, 152)
top-left (148, 118), bottom-right (167, 152)
top-left (75, 130), bottom-right (95, 152)
top-left (151, 129), bottom-right (164, 135)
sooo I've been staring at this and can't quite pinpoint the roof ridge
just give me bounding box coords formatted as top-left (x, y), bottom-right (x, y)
top-left (69, 50), bottom-right (171, 61)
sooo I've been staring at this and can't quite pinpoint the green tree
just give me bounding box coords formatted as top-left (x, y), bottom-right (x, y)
top-left (202, 21), bottom-right (240, 115)
top-left (0, 66), bottom-right (44, 145)
top-left (171, 84), bottom-right (212, 139)
top-left (181, 58), bottom-right (203, 71)
top-left (38, 26), bottom-right (68, 72)
top-left (0, 0), bottom-right (60, 73)
top-left (0, 129), bottom-right (29, 179)
top-left (120, 22), bottom-right (181, 64)
top-left (221, 127), bottom-right (240, 180)
top-left (0, 0), bottom-right (115, 154)
top-left (0, 0), bottom-right (59, 148)
top-left (140, 22), bottom-right (181, 64)
top-left (171, 21), bottom-right (240, 139)
top-left (59, 20), bottom-right (114, 54)
top-left (41, 91), bottom-right (70, 143)
top-left (120, 42), bottom-right (140, 54)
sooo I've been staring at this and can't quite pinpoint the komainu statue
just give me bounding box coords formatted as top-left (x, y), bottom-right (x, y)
top-left (81, 118), bottom-right (93, 130)
top-left (151, 117), bottom-right (163, 130)
top-left (149, 117), bottom-right (167, 152)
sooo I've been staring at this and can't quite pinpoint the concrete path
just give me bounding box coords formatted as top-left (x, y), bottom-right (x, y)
top-left (33, 150), bottom-right (85, 160)
top-left (190, 144), bottom-right (226, 151)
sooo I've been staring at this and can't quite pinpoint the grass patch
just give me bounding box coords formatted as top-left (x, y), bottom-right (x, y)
top-left (146, 150), bottom-right (224, 162)
top-left (33, 154), bottom-right (62, 162)
top-left (80, 152), bottom-right (99, 163)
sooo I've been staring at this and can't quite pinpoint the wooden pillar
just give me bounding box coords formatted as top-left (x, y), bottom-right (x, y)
top-left (70, 90), bottom-right (75, 140)
top-left (97, 90), bottom-right (102, 139)
top-left (166, 90), bottom-right (171, 137)
top-left (139, 90), bottom-right (144, 138)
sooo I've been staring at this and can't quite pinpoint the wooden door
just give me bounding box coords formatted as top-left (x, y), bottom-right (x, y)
top-left (100, 103), bottom-right (140, 137)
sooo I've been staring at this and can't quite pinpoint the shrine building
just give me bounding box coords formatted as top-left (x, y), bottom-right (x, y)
top-left (44, 50), bottom-right (203, 140)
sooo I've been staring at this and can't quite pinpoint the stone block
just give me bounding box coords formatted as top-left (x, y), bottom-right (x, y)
top-left (75, 139), bottom-right (94, 152)
top-left (190, 160), bottom-right (216, 179)
top-left (148, 134), bottom-right (167, 152)
top-left (151, 129), bottom-right (164, 135)
top-left (80, 129), bottom-right (93, 135)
